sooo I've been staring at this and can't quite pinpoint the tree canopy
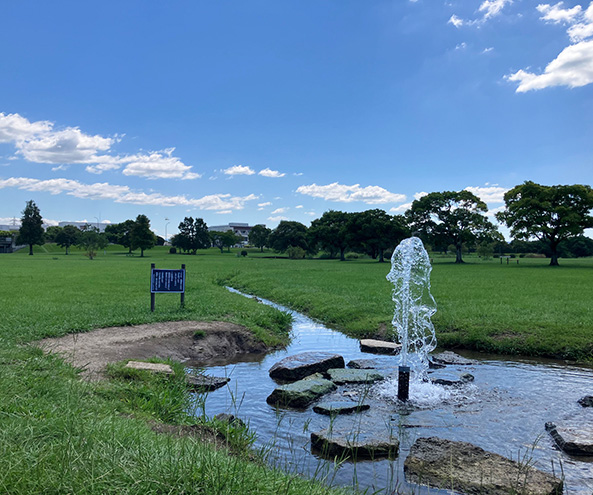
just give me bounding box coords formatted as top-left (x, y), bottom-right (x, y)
top-left (308, 210), bottom-right (352, 261)
top-left (18, 200), bottom-right (44, 255)
top-left (210, 230), bottom-right (242, 253)
top-left (77, 226), bottom-right (107, 260)
top-left (407, 190), bottom-right (498, 263)
top-left (105, 219), bottom-right (136, 253)
top-left (347, 209), bottom-right (408, 262)
top-left (130, 214), bottom-right (156, 257)
top-left (173, 217), bottom-right (210, 254)
top-left (55, 225), bottom-right (81, 255)
top-left (496, 181), bottom-right (593, 266)
top-left (268, 220), bottom-right (309, 253)
top-left (248, 224), bottom-right (271, 252)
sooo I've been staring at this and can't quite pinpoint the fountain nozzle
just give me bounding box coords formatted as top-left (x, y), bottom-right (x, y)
top-left (398, 366), bottom-right (410, 401)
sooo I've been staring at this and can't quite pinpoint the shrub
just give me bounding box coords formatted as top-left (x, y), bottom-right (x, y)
top-left (240, 250), bottom-right (248, 257)
top-left (286, 246), bottom-right (306, 259)
top-left (345, 252), bottom-right (360, 259)
top-left (169, 247), bottom-right (177, 254)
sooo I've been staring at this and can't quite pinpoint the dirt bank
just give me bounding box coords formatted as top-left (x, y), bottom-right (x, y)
top-left (37, 320), bottom-right (270, 380)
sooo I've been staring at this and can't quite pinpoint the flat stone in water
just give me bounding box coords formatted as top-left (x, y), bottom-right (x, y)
top-left (430, 372), bottom-right (474, 387)
top-left (359, 339), bottom-right (402, 355)
top-left (313, 401), bottom-right (370, 415)
top-left (431, 351), bottom-right (477, 366)
top-left (311, 423), bottom-right (399, 460)
top-left (347, 358), bottom-right (380, 369)
top-left (327, 368), bottom-right (385, 385)
top-left (125, 361), bottom-right (174, 374)
top-left (266, 374), bottom-right (337, 409)
top-left (578, 395), bottom-right (593, 407)
top-left (268, 352), bottom-right (345, 382)
top-left (405, 437), bottom-right (563, 495)
top-left (186, 373), bottom-right (230, 392)
top-left (545, 422), bottom-right (593, 456)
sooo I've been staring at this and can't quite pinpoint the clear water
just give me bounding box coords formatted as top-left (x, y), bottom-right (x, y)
top-left (193, 289), bottom-right (593, 495)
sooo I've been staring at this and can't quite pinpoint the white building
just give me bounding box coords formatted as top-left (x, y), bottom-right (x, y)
top-left (207, 222), bottom-right (264, 244)
top-left (58, 221), bottom-right (109, 232)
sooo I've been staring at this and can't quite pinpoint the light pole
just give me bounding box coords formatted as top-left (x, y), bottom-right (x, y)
top-left (165, 218), bottom-right (170, 244)
top-left (94, 216), bottom-right (100, 231)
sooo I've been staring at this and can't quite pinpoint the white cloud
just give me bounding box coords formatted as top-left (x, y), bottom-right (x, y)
top-left (258, 202), bottom-right (272, 207)
top-left (486, 205), bottom-right (506, 219)
top-left (0, 113), bottom-right (52, 143)
top-left (390, 203), bottom-right (412, 213)
top-left (296, 182), bottom-right (406, 204)
top-left (271, 207), bottom-right (288, 214)
top-left (464, 185), bottom-right (509, 203)
top-left (215, 210), bottom-right (232, 215)
top-left (258, 167), bottom-right (285, 178)
top-left (0, 177), bottom-right (258, 211)
top-left (479, 0), bottom-right (513, 20)
top-left (414, 191), bottom-right (429, 200)
top-left (507, 39), bottom-right (593, 91)
top-left (223, 165), bottom-right (255, 176)
top-left (305, 211), bottom-right (316, 216)
top-left (455, 42), bottom-right (468, 50)
top-left (482, 47), bottom-right (495, 54)
top-left (51, 165), bottom-right (69, 172)
top-left (449, 14), bottom-right (464, 27)
top-left (268, 215), bottom-right (289, 222)
top-left (120, 148), bottom-right (200, 180)
top-left (295, 205), bottom-right (304, 209)
top-left (537, 2), bottom-right (582, 24)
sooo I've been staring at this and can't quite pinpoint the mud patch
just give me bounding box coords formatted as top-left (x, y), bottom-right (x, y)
top-left (37, 321), bottom-right (270, 380)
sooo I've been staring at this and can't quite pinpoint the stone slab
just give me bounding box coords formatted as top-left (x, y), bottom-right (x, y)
top-left (545, 422), bottom-right (593, 456)
top-left (268, 352), bottom-right (345, 382)
top-left (430, 372), bottom-right (474, 387)
top-left (186, 374), bottom-right (230, 392)
top-left (125, 361), bottom-right (174, 374)
top-left (311, 424), bottom-right (399, 460)
top-left (347, 358), bottom-right (380, 369)
top-left (266, 375), bottom-right (337, 409)
top-left (313, 401), bottom-right (370, 416)
top-left (405, 437), bottom-right (562, 495)
top-left (327, 368), bottom-right (385, 385)
top-left (578, 395), bottom-right (593, 407)
top-left (431, 351), bottom-right (477, 366)
top-left (359, 339), bottom-right (402, 355)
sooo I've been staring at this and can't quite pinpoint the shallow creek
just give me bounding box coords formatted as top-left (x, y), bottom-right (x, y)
top-left (194, 288), bottom-right (593, 495)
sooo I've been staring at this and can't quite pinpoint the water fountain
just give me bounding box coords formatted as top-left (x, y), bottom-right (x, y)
top-left (386, 237), bottom-right (437, 400)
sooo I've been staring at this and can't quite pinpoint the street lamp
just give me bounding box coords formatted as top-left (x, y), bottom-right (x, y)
top-left (165, 218), bottom-right (170, 243)
top-left (94, 216), bottom-right (100, 231)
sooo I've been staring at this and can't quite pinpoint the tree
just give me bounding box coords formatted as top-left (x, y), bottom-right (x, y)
top-left (130, 214), bottom-right (156, 257)
top-left (497, 181), bottom-right (593, 266)
top-left (268, 221), bottom-right (309, 254)
top-left (77, 226), bottom-right (107, 260)
top-left (105, 219), bottom-right (135, 253)
top-left (347, 209), bottom-right (408, 262)
top-left (55, 225), bottom-right (80, 255)
top-left (176, 217), bottom-right (210, 254)
top-left (248, 224), bottom-right (271, 252)
top-left (45, 225), bottom-right (62, 243)
top-left (18, 200), bottom-right (44, 255)
top-left (211, 230), bottom-right (242, 253)
top-left (407, 190), bottom-right (498, 264)
top-left (308, 210), bottom-right (352, 261)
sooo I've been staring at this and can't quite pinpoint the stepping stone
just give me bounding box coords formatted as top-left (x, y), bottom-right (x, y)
top-left (405, 437), bottom-right (563, 495)
top-left (313, 401), bottom-right (370, 416)
top-left (578, 395), bottom-right (593, 407)
top-left (311, 424), bottom-right (399, 460)
top-left (125, 361), bottom-right (174, 374)
top-left (186, 374), bottom-right (230, 392)
top-left (266, 374), bottom-right (337, 409)
top-left (327, 368), bottom-right (385, 385)
top-left (269, 352), bottom-right (345, 382)
top-left (347, 358), bottom-right (380, 369)
top-left (359, 339), bottom-right (402, 355)
top-left (545, 422), bottom-right (593, 456)
top-left (430, 372), bottom-right (474, 387)
top-left (431, 351), bottom-right (477, 366)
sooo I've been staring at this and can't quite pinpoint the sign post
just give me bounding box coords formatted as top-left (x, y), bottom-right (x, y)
top-left (150, 263), bottom-right (186, 312)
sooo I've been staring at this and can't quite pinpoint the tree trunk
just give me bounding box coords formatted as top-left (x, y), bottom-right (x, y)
top-left (260, 246), bottom-right (263, 252)
top-left (378, 248), bottom-right (385, 263)
top-left (550, 243), bottom-right (560, 266)
top-left (140, 248), bottom-right (144, 257)
top-left (29, 244), bottom-right (33, 255)
top-left (455, 244), bottom-right (464, 263)
top-left (340, 246), bottom-right (346, 261)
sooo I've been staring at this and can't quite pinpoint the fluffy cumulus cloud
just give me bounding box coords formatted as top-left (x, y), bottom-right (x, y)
top-left (449, 0), bottom-right (512, 27)
top-left (223, 165), bottom-right (255, 176)
top-left (271, 207), bottom-right (288, 214)
top-left (258, 168), bottom-right (285, 178)
top-left (464, 185), bottom-right (509, 203)
top-left (0, 112), bottom-right (200, 179)
top-left (296, 182), bottom-right (406, 205)
top-left (507, 2), bottom-right (593, 91)
top-left (0, 177), bottom-right (257, 211)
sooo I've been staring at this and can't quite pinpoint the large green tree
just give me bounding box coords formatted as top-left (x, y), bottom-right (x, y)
top-left (130, 214), bottom-right (156, 257)
top-left (347, 209), bottom-right (408, 262)
top-left (269, 220), bottom-right (309, 253)
top-left (248, 224), bottom-right (271, 252)
top-left (105, 219), bottom-right (135, 253)
top-left (308, 210), bottom-right (352, 261)
top-left (55, 225), bottom-right (81, 255)
top-left (174, 217), bottom-right (210, 254)
top-left (407, 190), bottom-right (498, 263)
top-left (77, 226), bottom-right (108, 260)
top-left (18, 200), bottom-right (44, 255)
top-left (496, 181), bottom-right (593, 266)
top-left (210, 230), bottom-right (242, 253)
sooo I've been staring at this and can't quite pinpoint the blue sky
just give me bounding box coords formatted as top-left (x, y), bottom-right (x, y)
top-left (1, 0), bottom-right (592, 239)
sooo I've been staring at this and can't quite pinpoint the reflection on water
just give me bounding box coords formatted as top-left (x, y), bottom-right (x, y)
top-left (192, 288), bottom-right (593, 495)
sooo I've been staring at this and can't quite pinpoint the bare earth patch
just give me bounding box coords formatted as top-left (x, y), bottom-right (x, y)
top-left (37, 321), bottom-right (269, 380)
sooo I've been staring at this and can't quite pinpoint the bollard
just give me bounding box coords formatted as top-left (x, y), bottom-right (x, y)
top-left (398, 366), bottom-right (410, 401)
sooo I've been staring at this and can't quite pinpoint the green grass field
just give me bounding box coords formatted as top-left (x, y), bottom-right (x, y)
top-left (1, 245), bottom-right (592, 494)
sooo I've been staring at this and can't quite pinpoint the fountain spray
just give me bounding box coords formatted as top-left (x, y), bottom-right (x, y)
top-left (387, 237), bottom-right (437, 401)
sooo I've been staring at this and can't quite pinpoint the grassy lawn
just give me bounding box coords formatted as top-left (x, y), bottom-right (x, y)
top-left (1, 244), bottom-right (592, 493)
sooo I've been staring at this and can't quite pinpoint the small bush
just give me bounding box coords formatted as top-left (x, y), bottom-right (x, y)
top-left (193, 330), bottom-right (206, 339)
top-left (169, 247), bottom-right (177, 254)
top-left (240, 250), bottom-right (247, 257)
top-left (286, 246), bottom-right (306, 259)
top-left (345, 252), bottom-right (360, 259)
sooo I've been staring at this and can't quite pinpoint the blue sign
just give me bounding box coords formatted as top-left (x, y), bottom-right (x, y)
top-left (151, 269), bottom-right (185, 293)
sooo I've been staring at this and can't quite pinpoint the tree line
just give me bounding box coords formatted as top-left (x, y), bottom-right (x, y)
top-left (14, 181), bottom-right (593, 265)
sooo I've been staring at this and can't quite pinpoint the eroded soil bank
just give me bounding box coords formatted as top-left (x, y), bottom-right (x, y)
top-left (37, 320), bottom-right (270, 379)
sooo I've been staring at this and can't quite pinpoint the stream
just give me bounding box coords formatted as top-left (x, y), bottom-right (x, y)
top-left (193, 288), bottom-right (593, 495)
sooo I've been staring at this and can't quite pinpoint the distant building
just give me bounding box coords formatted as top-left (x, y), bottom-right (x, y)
top-left (207, 222), bottom-right (264, 245)
top-left (0, 234), bottom-right (16, 253)
top-left (0, 223), bottom-right (19, 232)
top-left (58, 221), bottom-right (109, 232)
